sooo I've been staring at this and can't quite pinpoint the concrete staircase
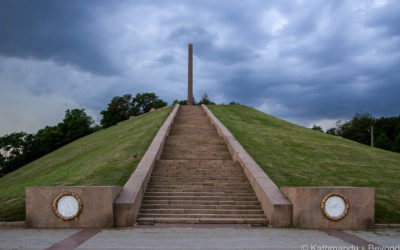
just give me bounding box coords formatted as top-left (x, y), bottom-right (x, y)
top-left (137, 106), bottom-right (268, 224)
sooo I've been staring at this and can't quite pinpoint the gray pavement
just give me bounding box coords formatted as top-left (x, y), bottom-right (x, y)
top-left (346, 229), bottom-right (400, 247)
top-left (0, 227), bottom-right (399, 250)
top-left (0, 229), bottom-right (78, 250)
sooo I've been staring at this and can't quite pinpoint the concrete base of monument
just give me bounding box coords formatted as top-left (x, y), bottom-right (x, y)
top-left (280, 187), bottom-right (375, 230)
top-left (26, 186), bottom-right (121, 228)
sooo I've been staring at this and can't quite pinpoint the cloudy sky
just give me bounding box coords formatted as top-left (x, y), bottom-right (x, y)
top-left (1, 0), bottom-right (399, 136)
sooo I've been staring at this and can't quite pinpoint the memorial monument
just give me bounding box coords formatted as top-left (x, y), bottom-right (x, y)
top-left (188, 43), bottom-right (193, 105)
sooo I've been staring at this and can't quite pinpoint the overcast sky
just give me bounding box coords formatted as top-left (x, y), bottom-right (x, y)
top-left (1, 0), bottom-right (399, 136)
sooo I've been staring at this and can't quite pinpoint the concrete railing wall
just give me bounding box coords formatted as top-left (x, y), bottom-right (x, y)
top-left (113, 104), bottom-right (180, 227)
top-left (201, 105), bottom-right (292, 227)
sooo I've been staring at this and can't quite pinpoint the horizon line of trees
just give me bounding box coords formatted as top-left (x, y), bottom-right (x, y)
top-left (311, 112), bottom-right (400, 153)
top-left (0, 91), bottom-right (235, 177)
top-left (0, 92), bottom-right (169, 176)
top-left (0, 109), bottom-right (96, 176)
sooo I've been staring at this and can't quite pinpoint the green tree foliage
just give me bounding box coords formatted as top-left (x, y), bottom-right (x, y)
top-left (326, 127), bottom-right (338, 135)
top-left (339, 112), bottom-right (375, 145)
top-left (0, 132), bottom-right (34, 175)
top-left (198, 93), bottom-right (215, 105)
top-left (311, 125), bottom-right (324, 133)
top-left (393, 134), bottom-right (400, 152)
top-left (0, 109), bottom-right (95, 176)
top-left (100, 93), bottom-right (167, 128)
top-left (375, 133), bottom-right (392, 150)
top-left (132, 92), bottom-right (167, 114)
top-left (172, 99), bottom-right (188, 105)
top-left (100, 94), bottom-right (136, 128)
top-left (326, 113), bottom-right (400, 153)
top-left (62, 109), bottom-right (94, 139)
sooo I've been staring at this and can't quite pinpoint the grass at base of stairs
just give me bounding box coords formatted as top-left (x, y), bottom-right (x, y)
top-left (208, 105), bottom-right (400, 224)
top-left (0, 107), bottom-right (173, 221)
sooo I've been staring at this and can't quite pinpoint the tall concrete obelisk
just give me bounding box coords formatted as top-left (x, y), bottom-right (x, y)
top-left (188, 43), bottom-right (193, 105)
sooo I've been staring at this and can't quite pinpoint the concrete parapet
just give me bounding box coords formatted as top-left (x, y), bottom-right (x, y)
top-left (281, 187), bottom-right (375, 229)
top-left (113, 104), bottom-right (180, 227)
top-left (26, 186), bottom-right (121, 228)
top-left (201, 105), bottom-right (292, 227)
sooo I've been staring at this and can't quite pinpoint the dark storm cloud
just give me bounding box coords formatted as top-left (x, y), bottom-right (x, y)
top-left (1, 0), bottom-right (400, 135)
top-left (0, 0), bottom-right (116, 75)
top-left (368, 1), bottom-right (400, 37)
top-left (203, 0), bottom-right (400, 123)
top-left (168, 26), bottom-right (258, 65)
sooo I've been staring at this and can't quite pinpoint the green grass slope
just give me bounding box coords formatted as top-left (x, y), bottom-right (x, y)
top-left (208, 105), bottom-right (400, 223)
top-left (0, 107), bottom-right (173, 221)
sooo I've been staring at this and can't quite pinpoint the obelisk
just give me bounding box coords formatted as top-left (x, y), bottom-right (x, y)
top-left (188, 43), bottom-right (193, 105)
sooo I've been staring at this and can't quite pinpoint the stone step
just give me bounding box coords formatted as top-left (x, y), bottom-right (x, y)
top-left (139, 208), bottom-right (264, 215)
top-left (141, 204), bottom-right (262, 209)
top-left (150, 174), bottom-right (244, 179)
top-left (155, 159), bottom-right (240, 168)
top-left (169, 129), bottom-right (218, 136)
top-left (152, 166), bottom-right (242, 171)
top-left (146, 188), bottom-right (253, 193)
top-left (142, 199), bottom-right (260, 205)
top-left (144, 192), bottom-right (256, 197)
top-left (161, 144), bottom-right (228, 152)
top-left (170, 126), bottom-right (216, 132)
top-left (150, 173), bottom-right (243, 177)
top-left (149, 177), bottom-right (247, 182)
top-left (177, 109), bottom-right (204, 113)
top-left (151, 168), bottom-right (243, 174)
top-left (161, 151), bottom-right (231, 160)
top-left (173, 120), bottom-right (211, 125)
top-left (150, 171), bottom-right (244, 176)
top-left (165, 135), bottom-right (225, 145)
top-left (148, 182), bottom-right (250, 187)
top-left (173, 124), bottom-right (215, 129)
top-left (147, 183), bottom-right (251, 191)
top-left (138, 213), bottom-right (266, 219)
top-left (136, 217), bottom-right (268, 224)
top-left (143, 196), bottom-right (258, 201)
top-left (148, 182), bottom-right (249, 187)
top-left (176, 112), bottom-right (206, 117)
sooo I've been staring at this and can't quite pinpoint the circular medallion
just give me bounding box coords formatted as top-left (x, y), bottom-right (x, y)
top-left (320, 193), bottom-right (349, 221)
top-left (52, 192), bottom-right (82, 221)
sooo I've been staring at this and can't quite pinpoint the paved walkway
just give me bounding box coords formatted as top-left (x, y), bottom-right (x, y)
top-left (1, 226), bottom-right (399, 250)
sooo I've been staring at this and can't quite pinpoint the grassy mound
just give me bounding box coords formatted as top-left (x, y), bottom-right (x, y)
top-left (208, 105), bottom-right (400, 223)
top-left (0, 107), bottom-right (173, 221)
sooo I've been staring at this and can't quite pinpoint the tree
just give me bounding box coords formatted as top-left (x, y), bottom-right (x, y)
top-left (311, 125), bottom-right (324, 133)
top-left (326, 127), bottom-right (338, 135)
top-left (35, 125), bottom-right (65, 154)
top-left (0, 109), bottom-right (96, 176)
top-left (393, 134), bottom-right (400, 153)
top-left (0, 132), bottom-right (35, 176)
top-left (100, 93), bottom-right (167, 128)
top-left (328, 113), bottom-right (400, 152)
top-left (172, 99), bottom-right (188, 105)
top-left (61, 109), bottom-right (94, 143)
top-left (198, 93), bottom-right (215, 105)
top-left (339, 112), bottom-right (375, 145)
top-left (100, 94), bottom-right (135, 128)
top-left (131, 93), bottom-right (167, 114)
top-left (375, 133), bottom-right (392, 151)
top-left (229, 101), bottom-right (240, 105)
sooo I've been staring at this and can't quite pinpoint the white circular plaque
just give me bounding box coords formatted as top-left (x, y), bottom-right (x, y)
top-left (321, 193), bottom-right (349, 221)
top-left (57, 195), bottom-right (79, 218)
top-left (52, 192), bottom-right (82, 221)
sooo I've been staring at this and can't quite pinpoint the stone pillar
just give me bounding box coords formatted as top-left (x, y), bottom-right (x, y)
top-left (188, 43), bottom-right (193, 105)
